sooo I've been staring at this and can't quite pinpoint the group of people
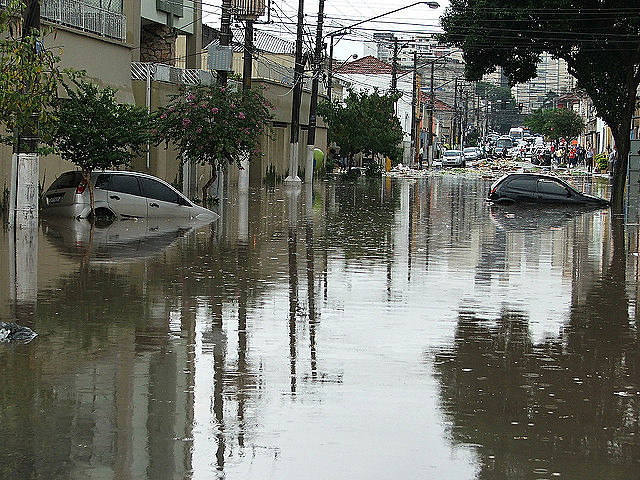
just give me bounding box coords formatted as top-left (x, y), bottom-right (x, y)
top-left (550, 143), bottom-right (617, 175)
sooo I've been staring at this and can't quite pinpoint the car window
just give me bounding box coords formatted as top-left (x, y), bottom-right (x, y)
top-left (139, 177), bottom-right (180, 204)
top-left (537, 179), bottom-right (567, 196)
top-left (108, 174), bottom-right (142, 196)
top-left (506, 177), bottom-right (537, 192)
top-left (49, 171), bottom-right (83, 190)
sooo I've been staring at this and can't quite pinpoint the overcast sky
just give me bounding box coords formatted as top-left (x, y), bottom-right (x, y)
top-left (203, 0), bottom-right (449, 60)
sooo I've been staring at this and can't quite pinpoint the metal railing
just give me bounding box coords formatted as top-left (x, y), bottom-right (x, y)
top-left (131, 62), bottom-right (216, 86)
top-left (41, 0), bottom-right (126, 41)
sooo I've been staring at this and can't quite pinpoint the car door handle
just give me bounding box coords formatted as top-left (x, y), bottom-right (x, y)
top-left (150, 202), bottom-right (159, 208)
top-left (110, 195), bottom-right (120, 201)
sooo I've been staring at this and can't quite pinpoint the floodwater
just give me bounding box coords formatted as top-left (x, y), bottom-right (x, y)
top-left (1, 174), bottom-right (638, 480)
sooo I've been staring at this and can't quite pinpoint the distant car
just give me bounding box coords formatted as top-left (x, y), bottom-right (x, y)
top-left (463, 147), bottom-right (481, 161)
top-left (42, 170), bottom-right (219, 220)
top-left (442, 150), bottom-right (466, 167)
top-left (493, 136), bottom-right (513, 157)
top-left (487, 173), bottom-right (610, 206)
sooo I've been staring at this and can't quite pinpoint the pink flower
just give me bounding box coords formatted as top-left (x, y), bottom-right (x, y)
top-left (151, 128), bottom-right (157, 134)
top-left (238, 112), bottom-right (246, 119)
top-left (168, 106), bottom-right (175, 112)
top-left (211, 107), bottom-right (218, 114)
top-left (243, 128), bottom-right (249, 134)
top-left (187, 93), bottom-right (195, 101)
top-left (160, 113), bottom-right (167, 119)
top-left (182, 118), bottom-right (191, 128)
top-left (196, 127), bottom-right (202, 133)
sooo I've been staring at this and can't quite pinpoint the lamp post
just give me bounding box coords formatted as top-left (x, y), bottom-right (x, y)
top-left (325, 1), bottom-right (440, 103)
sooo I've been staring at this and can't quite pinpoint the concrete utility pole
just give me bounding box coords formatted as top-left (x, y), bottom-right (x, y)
top-left (410, 51), bottom-right (418, 169)
top-left (391, 37), bottom-right (398, 92)
top-left (305, 0), bottom-right (325, 184)
top-left (286, 0), bottom-right (305, 184)
top-left (10, 0), bottom-right (41, 229)
top-left (218, 0), bottom-right (232, 85)
top-left (427, 61), bottom-right (434, 168)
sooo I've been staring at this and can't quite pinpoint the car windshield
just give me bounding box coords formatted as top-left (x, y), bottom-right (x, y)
top-left (444, 151), bottom-right (462, 156)
top-left (464, 148), bottom-right (475, 153)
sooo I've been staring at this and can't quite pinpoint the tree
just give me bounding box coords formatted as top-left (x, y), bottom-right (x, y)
top-left (525, 108), bottom-right (585, 142)
top-left (154, 83), bottom-right (273, 204)
top-left (318, 88), bottom-right (403, 168)
top-left (475, 81), bottom-right (520, 133)
top-left (0, 0), bottom-right (72, 151)
top-left (440, 0), bottom-right (640, 211)
top-left (54, 79), bottom-right (154, 217)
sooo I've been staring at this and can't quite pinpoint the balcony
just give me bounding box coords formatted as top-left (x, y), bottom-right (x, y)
top-left (0, 0), bottom-right (127, 41)
top-left (131, 62), bottom-right (215, 86)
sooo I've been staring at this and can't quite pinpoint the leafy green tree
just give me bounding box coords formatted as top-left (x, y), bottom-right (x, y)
top-left (0, 0), bottom-right (74, 151)
top-left (318, 88), bottom-right (403, 168)
top-left (525, 108), bottom-right (585, 142)
top-left (440, 0), bottom-right (640, 211)
top-left (154, 83), bottom-right (273, 204)
top-left (54, 79), bottom-right (154, 217)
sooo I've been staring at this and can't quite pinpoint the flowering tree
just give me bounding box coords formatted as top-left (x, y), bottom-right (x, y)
top-left (154, 83), bottom-right (273, 204)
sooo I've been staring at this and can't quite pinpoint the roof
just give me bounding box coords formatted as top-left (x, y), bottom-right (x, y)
top-left (204, 28), bottom-right (295, 55)
top-left (421, 94), bottom-right (455, 112)
top-left (334, 55), bottom-right (403, 75)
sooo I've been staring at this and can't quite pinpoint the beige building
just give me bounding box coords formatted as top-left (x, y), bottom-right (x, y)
top-left (1, 0), bottom-right (324, 209)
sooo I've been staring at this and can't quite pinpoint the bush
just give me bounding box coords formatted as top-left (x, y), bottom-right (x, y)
top-left (365, 160), bottom-right (382, 177)
top-left (594, 153), bottom-right (608, 172)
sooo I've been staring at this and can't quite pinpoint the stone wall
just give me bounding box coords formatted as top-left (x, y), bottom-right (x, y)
top-left (140, 24), bottom-right (176, 65)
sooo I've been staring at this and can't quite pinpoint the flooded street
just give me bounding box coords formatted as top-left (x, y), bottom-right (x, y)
top-left (1, 174), bottom-right (638, 479)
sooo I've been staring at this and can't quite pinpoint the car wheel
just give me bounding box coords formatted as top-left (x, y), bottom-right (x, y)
top-left (462, 161), bottom-right (466, 168)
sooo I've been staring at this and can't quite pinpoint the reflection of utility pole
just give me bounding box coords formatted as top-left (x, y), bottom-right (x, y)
top-left (452, 77), bottom-right (458, 148)
top-left (410, 51), bottom-right (418, 169)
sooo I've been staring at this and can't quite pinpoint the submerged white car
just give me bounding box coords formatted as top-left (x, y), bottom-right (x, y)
top-left (42, 170), bottom-right (218, 220)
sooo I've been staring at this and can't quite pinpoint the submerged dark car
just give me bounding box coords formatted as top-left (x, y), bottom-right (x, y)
top-left (487, 173), bottom-right (610, 206)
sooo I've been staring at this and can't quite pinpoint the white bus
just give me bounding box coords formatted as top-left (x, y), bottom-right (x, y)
top-left (509, 127), bottom-right (524, 142)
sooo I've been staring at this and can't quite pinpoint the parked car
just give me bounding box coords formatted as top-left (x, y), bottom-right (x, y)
top-left (487, 173), bottom-right (610, 206)
top-left (442, 150), bottom-right (466, 167)
top-left (42, 170), bottom-right (219, 220)
top-left (463, 147), bottom-right (481, 162)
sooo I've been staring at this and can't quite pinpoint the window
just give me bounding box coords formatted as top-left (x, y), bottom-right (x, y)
top-left (49, 171), bottom-right (83, 190)
top-left (537, 179), bottom-right (567, 196)
top-left (139, 177), bottom-right (180, 204)
top-left (506, 177), bottom-right (537, 192)
top-left (108, 174), bottom-right (142, 196)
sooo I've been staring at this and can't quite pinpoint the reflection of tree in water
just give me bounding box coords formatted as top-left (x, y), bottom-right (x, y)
top-left (434, 220), bottom-right (639, 479)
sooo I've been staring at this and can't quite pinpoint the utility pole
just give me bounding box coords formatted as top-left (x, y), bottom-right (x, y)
top-left (410, 51), bottom-right (418, 169)
top-left (427, 61), bottom-right (434, 168)
top-left (286, 0), bottom-right (304, 184)
top-left (242, 20), bottom-right (254, 91)
top-left (10, 0), bottom-right (41, 229)
top-left (452, 77), bottom-right (458, 148)
top-left (217, 0), bottom-right (232, 85)
top-left (391, 37), bottom-right (398, 91)
top-left (305, 0), bottom-right (325, 184)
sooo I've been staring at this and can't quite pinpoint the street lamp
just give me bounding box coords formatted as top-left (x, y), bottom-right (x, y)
top-left (326, 1), bottom-right (440, 103)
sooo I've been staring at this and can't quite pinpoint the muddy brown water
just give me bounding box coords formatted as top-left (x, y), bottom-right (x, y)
top-left (1, 174), bottom-right (637, 479)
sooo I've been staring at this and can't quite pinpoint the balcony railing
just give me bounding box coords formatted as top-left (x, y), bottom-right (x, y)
top-left (131, 62), bottom-right (216, 87)
top-left (41, 0), bottom-right (126, 41)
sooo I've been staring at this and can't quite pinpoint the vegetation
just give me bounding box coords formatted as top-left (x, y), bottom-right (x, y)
top-left (475, 81), bottom-right (521, 133)
top-left (54, 79), bottom-right (154, 217)
top-left (318, 88), bottom-right (403, 170)
top-left (155, 83), bottom-right (273, 204)
top-left (440, 0), bottom-right (640, 211)
top-left (524, 108), bottom-right (585, 143)
top-left (0, 0), bottom-right (75, 151)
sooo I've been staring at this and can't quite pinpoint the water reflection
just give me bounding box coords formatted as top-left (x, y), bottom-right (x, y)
top-left (0, 175), bottom-right (638, 479)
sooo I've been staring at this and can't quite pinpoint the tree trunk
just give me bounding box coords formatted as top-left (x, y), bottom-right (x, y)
top-left (201, 168), bottom-right (218, 206)
top-left (611, 127), bottom-right (630, 214)
top-left (83, 170), bottom-right (95, 220)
